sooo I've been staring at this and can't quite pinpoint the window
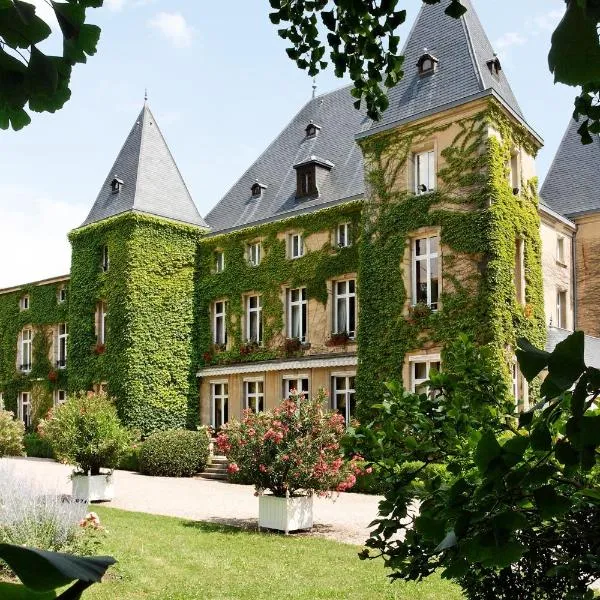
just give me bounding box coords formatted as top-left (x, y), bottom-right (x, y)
top-left (0, 392), bottom-right (4, 411)
top-left (246, 295), bottom-right (263, 344)
top-left (487, 55), bottom-right (502, 77)
top-left (331, 375), bottom-right (355, 424)
top-left (511, 361), bottom-right (520, 404)
top-left (20, 328), bottom-right (32, 372)
top-left (101, 245), bottom-right (109, 272)
top-left (54, 389), bottom-right (67, 406)
top-left (412, 235), bottom-right (440, 310)
top-left (283, 377), bottom-right (310, 400)
top-left (58, 286), bottom-right (67, 303)
top-left (210, 382), bottom-right (229, 428)
top-left (287, 288), bottom-right (307, 342)
top-left (509, 150), bottom-right (520, 193)
top-left (214, 251), bottom-right (225, 273)
top-left (557, 236), bottom-right (566, 264)
top-left (305, 122), bottom-right (320, 138)
top-left (289, 233), bottom-right (304, 259)
top-left (213, 301), bottom-right (227, 346)
top-left (96, 301), bottom-right (107, 344)
top-left (417, 52), bottom-right (438, 75)
top-left (514, 238), bottom-right (525, 305)
top-left (244, 380), bottom-right (264, 413)
top-left (19, 392), bottom-right (31, 428)
top-left (336, 223), bottom-right (352, 248)
top-left (20, 295), bottom-right (30, 311)
top-left (57, 323), bottom-right (68, 368)
top-left (415, 150), bottom-right (436, 194)
top-left (296, 166), bottom-right (316, 198)
top-left (410, 357), bottom-right (441, 395)
top-left (333, 279), bottom-right (357, 338)
top-left (251, 182), bottom-right (265, 198)
top-left (556, 290), bottom-right (567, 329)
top-left (110, 177), bottom-right (123, 194)
top-left (247, 242), bottom-right (261, 267)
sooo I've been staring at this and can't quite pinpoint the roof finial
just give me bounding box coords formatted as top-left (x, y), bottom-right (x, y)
top-left (144, 88), bottom-right (148, 103)
top-left (312, 77), bottom-right (317, 99)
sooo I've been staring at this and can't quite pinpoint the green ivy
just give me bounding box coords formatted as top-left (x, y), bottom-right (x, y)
top-left (356, 101), bottom-right (547, 414)
top-left (68, 212), bottom-right (204, 435)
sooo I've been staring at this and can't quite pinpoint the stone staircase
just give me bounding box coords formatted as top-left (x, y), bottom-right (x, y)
top-left (198, 454), bottom-right (229, 481)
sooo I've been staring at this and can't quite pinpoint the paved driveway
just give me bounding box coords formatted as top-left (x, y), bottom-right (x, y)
top-left (1, 457), bottom-right (382, 545)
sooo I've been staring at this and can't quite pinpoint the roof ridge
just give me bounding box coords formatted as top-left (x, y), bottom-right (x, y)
top-left (460, 3), bottom-right (485, 91)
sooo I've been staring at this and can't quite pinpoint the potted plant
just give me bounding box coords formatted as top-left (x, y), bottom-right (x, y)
top-left (39, 392), bottom-right (132, 502)
top-left (216, 390), bottom-right (362, 533)
top-left (325, 331), bottom-right (351, 347)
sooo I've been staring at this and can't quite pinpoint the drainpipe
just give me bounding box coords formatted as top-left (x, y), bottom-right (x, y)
top-left (572, 225), bottom-right (578, 330)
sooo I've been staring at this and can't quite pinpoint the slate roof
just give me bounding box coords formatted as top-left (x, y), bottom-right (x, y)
top-left (540, 117), bottom-right (600, 218)
top-left (546, 327), bottom-right (600, 369)
top-left (80, 104), bottom-right (207, 229)
top-left (364, 0), bottom-right (526, 137)
top-left (204, 85), bottom-right (370, 234)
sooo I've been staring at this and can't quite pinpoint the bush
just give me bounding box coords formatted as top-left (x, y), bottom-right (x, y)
top-left (39, 392), bottom-right (132, 475)
top-left (118, 444), bottom-right (141, 471)
top-left (0, 410), bottom-right (24, 457)
top-left (217, 390), bottom-right (365, 497)
top-left (139, 429), bottom-right (210, 477)
top-left (23, 431), bottom-right (54, 459)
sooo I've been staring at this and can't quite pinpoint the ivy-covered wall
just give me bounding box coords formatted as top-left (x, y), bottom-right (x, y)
top-left (195, 202), bottom-right (362, 367)
top-left (0, 278), bottom-right (69, 422)
top-left (68, 212), bottom-right (204, 435)
top-left (356, 100), bottom-right (547, 411)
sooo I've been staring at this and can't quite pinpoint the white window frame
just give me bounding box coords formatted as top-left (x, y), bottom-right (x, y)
top-left (247, 242), bottom-right (261, 267)
top-left (19, 392), bottom-right (31, 428)
top-left (556, 289), bottom-right (567, 329)
top-left (414, 150), bottom-right (436, 194)
top-left (20, 295), bottom-right (30, 311)
top-left (245, 295), bottom-right (263, 344)
top-left (57, 323), bottom-right (68, 368)
top-left (0, 392), bottom-right (4, 411)
top-left (214, 251), bottom-right (225, 273)
top-left (289, 233), bottom-right (305, 259)
top-left (409, 355), bottom-right (441, 394)
top-left (331, 375), bottom-right (356, 424)
top-left (54, 389), bottom-right (67, 406)
top-left (333, 279), bottom-right (357, 339)
top-left (283, 376), bottom-right (310, 400)
top-left (101, 245), bottom-right (110, 272)
top-left (58, 286), bottom-right (67, 303)
top-left (510, 149), bottom-right (520, 192)
top-left (287, 287), bottom-right (307, 342)
top-left (97, 301), bottom-right (107, 344)
top-left (210, 381), bottom-right (229, 428)
top-left (244, 380), bottom-right (264, 413)
top-left (556, 236), bottom-right (565, 264)
top-left (213, 301), bottom-right (227, 346)
top-left (412, 235), bottom-right (440, 311)
top-left (336, 223), bottom-right (352, 248)
top-left (21, 328), bottom-right (32, 372)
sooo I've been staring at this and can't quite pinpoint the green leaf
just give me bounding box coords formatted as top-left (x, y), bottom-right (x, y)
top-left (530, 423), bottom-right (552, 451)
top-left (580, 415), bottom-right (600, 446)
top-left (546, 331), bottom-right (586, 392)
top-left (485, 541), bottom-right (526, 568)
top-left (474, 431), bottom-right (502, 472)
top-left (503, 434), bottom-right (529, 459)
top-left (533, 485), bottom-right (572, 520)
top-left (555, 439), bottom-right (579, 466)
top-left (0, 582), bottom-right (56, 599)
top-left (516, 338), bottom-right (550, 381)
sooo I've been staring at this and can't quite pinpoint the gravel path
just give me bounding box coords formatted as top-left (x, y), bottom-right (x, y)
top-left (1, 457), bottom-right (382, 545)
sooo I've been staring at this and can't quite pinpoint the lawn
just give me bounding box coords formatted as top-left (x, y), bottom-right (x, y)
top-left (85, 507), bottom-right (463, 600)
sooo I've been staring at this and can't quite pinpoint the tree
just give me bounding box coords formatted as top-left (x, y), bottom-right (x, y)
top-left (348, 333), bottom-right (600, 599)
top-left (0, 0), bottom-right (102, 130)
top-left (271, 0), bottom-right (600, 143)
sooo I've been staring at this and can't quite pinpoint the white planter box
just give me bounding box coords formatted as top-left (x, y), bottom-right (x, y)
top-left (72, 473), bottom-right (114, 502)
top-left (258, 494), bottom-right (313, 533)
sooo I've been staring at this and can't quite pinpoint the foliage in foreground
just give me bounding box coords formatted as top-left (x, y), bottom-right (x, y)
top-left (350, 333), bottom-right (600, 599)
top-left (23, 432), bottom-right (54, 459)
top-left (217, 390), bottom-right (362, 497)
top-left (0, 411), bottom-right (24, 457)
top-left (138, 428), bottom-right (210, 477)
top-left (39, 393), bottom-right (132, 476)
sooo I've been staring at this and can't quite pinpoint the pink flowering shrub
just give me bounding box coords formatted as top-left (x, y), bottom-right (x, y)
top-left (216, 389), bottom-right (364, 497)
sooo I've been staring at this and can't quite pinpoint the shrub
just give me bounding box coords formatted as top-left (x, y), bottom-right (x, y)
top-left (118, 444), bottom-right (141, 471)
top-left (0, 410), bottom-right (24, 457)
top-left (217, 390), bottom-right (364, 497)
top-left (39, 392), bottom-right (132, 475)
top-left (23, 431), bottom-right (54, 459)
top-left (139, 429), bottom-right (210, 477)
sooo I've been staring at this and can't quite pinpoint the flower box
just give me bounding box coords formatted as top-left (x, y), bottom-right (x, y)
top-left (72, 472), bottom-right (114, 502)
top-left (258, 494), bottom-right (313, 533)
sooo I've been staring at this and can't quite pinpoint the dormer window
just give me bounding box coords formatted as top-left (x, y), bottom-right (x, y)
top-left (251, 182), bottom-right (266, 199)
top-left (487, 55), bottom-right (502, 77)
top-left (305, 122), bottom-right (321, 139)
top-left (293, 156), bottom-right (334, 199)
top-left (417, 50), bottom-right (438, 76)
top-left (110, 177), bottom-right (124, 194)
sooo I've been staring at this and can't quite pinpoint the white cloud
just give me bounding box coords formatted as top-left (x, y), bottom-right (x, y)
top-left (495, 32), bottom-right (527, 51)
top-left (104, 0), bottom-right (127, 11)
top-left (0, 187), bottom-right (87, 289)
top-left (534, 9), bottom-right (564, 33)
top-left (148, 12), bottom-right (194, 48)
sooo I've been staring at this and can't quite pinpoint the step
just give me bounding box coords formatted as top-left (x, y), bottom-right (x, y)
top-left (197, 471), bottom-right (229, 481)
top-left (203, 465), bottom-right (228, 474)
top-left (210, 455), bottom-right (228, 464)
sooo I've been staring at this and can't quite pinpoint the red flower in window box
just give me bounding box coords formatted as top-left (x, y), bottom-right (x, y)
top-left (203, 351), bottom-right (213, 363)
top-left (94, 343), bottom-right (106, 355)
top-left (326, 332), bottom-right (351, 347)
top-left (48, 370), bottom-right (58, 383)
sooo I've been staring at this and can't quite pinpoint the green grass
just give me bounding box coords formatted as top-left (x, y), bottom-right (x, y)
top-left (87, 507), bottom-right (463, 600)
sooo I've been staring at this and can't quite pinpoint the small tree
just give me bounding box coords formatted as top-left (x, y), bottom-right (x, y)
top-left (0, 410), bottom-right (24, 457)
top-left (39, 392), bottom-right (132, 475)
top-left (350, 333), bottom-right (600, 599)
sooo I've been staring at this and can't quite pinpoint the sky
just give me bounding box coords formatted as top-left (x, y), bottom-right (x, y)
top-left (0, 0), bottom-right (575, 288)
